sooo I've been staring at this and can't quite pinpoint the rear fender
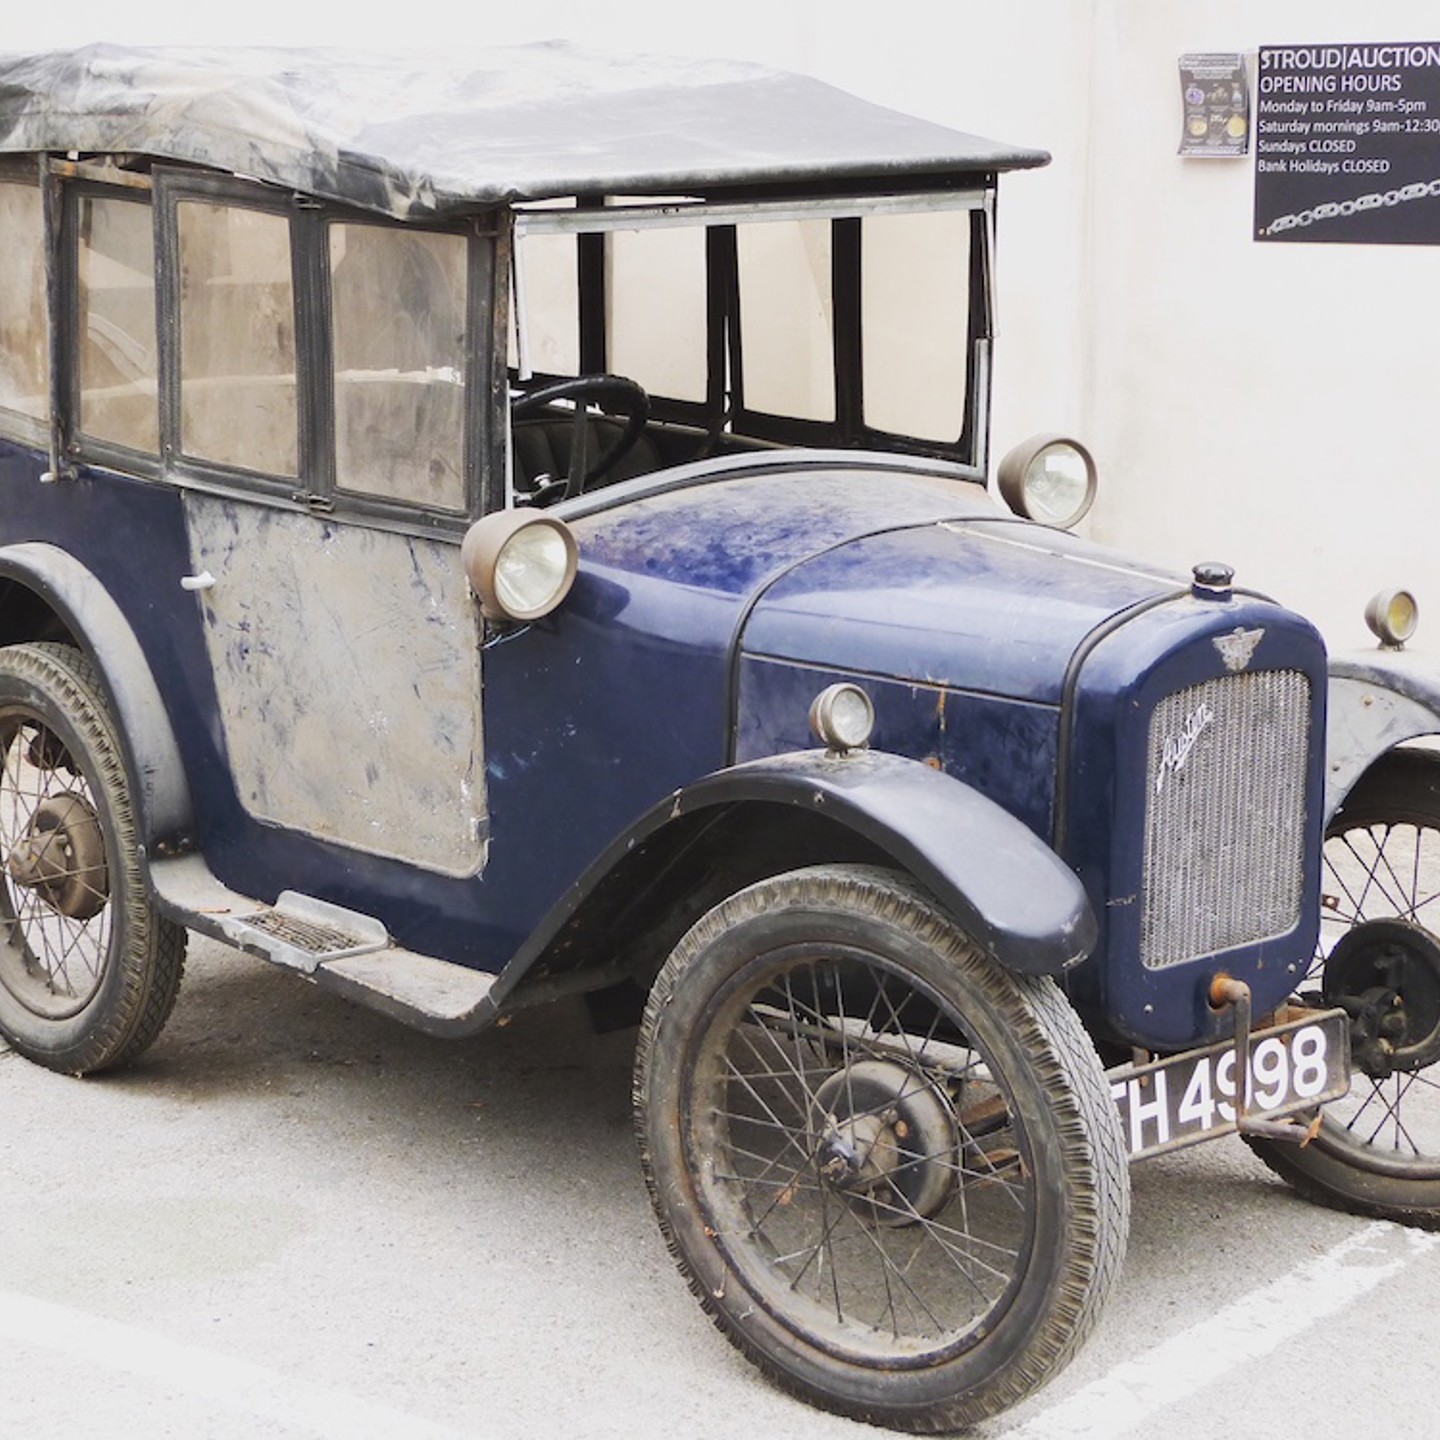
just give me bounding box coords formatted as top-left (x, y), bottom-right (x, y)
top-left (1327, 650), bottom-right (1440, 822)
top-left (0, 542), bottom-right (193, 844)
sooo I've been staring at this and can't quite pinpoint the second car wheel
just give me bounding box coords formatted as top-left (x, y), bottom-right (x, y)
top-left (634, 863), bottom-right (1130, 1432)
top-left (1246, 748), bottom-right (1440, 1228)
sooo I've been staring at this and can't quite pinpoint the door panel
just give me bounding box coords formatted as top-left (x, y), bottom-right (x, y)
top-left (185, 494), bottom-right (487, 875)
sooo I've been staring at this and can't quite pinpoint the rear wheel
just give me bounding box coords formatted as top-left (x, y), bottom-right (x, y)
top-left (0, 643), bottom-right (185, 1074)
top-left (635, 864), bottom-right (1129, 1431)
top-left (1246, 749), bottom-right (1440, 1227)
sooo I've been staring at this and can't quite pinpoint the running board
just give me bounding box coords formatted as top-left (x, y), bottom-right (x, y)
top-left (150, 856), bottom-right (497, 1035)
top-left (314, 949), bottom-right (496, 1035)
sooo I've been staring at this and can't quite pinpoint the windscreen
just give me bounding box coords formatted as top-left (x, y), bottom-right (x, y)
top-left (510, 194), bottom-right (984, 461)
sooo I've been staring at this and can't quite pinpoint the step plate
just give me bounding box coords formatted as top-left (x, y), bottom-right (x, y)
top-left (240, 909), bottom-right (368, 958)
top-left (220, 891), bottom-right (388, 974)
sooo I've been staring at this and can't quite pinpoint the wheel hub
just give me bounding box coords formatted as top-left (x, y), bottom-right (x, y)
top-left (812, 1058), bottom-right (958, 1225)
top-left (7, 791), bottom-right (109, 921)
top-left (1324, 918), bottom-right (1440, 1077)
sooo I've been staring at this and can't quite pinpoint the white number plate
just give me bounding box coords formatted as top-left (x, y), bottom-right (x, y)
top-left (1108, 1010), bottom-right (1351, 1160)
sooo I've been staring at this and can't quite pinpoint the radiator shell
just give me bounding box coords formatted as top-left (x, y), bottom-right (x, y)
top-left (1063, 595), bottom-right (1326, 1050)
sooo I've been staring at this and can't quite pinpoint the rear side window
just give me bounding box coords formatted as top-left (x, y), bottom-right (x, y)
top-left (77, 192), bottom-right (158, 454)
top-left (177, 200), bottom-right (298, 476)
top-left (0, 178), bottom-right (48, 423)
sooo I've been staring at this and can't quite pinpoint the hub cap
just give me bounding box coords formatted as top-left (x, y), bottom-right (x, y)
top-left (812, 1058), bottom-right (959, 1224)
top-left (8, 791), bottom-right (109, 922)
top-left (1325, 917), bottom-right (1440, 1075)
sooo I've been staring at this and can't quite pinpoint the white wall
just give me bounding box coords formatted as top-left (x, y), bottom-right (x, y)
top-left (13, 0), bottom-right (1438, 647)
top-left (1083, 2), bottom-right (1440, 650)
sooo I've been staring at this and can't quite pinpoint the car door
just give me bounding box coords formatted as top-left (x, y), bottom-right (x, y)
top-left (158, 174), bottom-right (492, 877)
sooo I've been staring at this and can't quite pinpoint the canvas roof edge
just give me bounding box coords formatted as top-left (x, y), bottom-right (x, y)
top-left (0, 42), bottom-right (1049, 221)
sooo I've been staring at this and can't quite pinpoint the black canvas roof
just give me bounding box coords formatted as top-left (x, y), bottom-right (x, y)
top-left (0, 43), bottom-right (1048, 220)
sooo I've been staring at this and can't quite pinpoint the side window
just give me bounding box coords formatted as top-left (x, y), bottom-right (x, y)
top-left (862, 210), bottom-right (971, 443)
top-left (736, 218), bottom-right (835, 422)
top-left (176, 200), bottom-right (298, 476)
top-left (0, 178), bottom-right (48, 423)
top-left (77, 192), bottom-right (158, 454)
top-left (330, 223), bottom-right (468, 511)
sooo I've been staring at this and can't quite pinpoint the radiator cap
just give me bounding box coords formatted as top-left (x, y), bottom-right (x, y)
top-left (1192, 561), bottom-right (1235, 600)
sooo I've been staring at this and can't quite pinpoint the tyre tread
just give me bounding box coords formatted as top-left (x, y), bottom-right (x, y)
top-left (635, 863), bottom-right (1129, 1431)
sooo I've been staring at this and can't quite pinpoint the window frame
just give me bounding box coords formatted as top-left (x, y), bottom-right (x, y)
top-left (852, 203), bottom-right (995, 466)
top-left (511, 201), bottom-right (726, 435)
top-left (154, 168), bottom-right (494, 531)
top-left (0, 158), bottom-right (54, 455)
top-left (323, 212), bottom-right (482, 522)
top-left (728, 197), bottom-right (993, 466)
top-left (510, 187), bottom-right (995, 476)
top-left (58, 172), bottom-right (162, 477)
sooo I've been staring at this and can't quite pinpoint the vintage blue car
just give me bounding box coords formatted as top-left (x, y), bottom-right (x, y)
top-left (1, 43), bottom-right (1437, 1431)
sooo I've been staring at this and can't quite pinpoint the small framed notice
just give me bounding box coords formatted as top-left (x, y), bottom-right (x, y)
top-left (1179, 53), bottom-right (1251, 157)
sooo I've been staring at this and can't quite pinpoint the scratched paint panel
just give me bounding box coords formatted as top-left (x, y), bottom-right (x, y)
top-left (186, 496), bottom-right (486, 875)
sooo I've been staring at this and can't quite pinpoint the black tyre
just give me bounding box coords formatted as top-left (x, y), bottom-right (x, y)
top-left (634, 864), bottom-right (1129, 1432)
top-left (1247, 748), bottom-right (1440, 1227)
top-left (0, 643), bottom-right (185, 1074)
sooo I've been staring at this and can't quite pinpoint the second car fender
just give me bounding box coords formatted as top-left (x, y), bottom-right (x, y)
top-left (1327, 649), bottom-right (1440, 822)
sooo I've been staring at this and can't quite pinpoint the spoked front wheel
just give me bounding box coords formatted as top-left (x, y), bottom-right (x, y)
top-left (1247, 749), bottom-right (1440, 1227)
top-left (635, 864), bottom-right (1129, 1432)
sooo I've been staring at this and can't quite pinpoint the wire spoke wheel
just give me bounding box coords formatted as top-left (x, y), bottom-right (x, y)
top-left (636, 865), bottom-right (1129, 1431)
top-left (0, 710), bottom-right (113, 1019)
top-left (0, 643), bottom-right (184, 1074)
top-left (1247, 749), bottom-right (1440, 1225)
top-left (700, 955), bottom-right (1027, 1357)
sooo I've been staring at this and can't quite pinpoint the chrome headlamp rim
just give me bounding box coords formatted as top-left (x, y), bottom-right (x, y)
top-left (461, 509), bottom-right (579, 622)
top-left (809, 683), bottom-right (876, 754)
top-left (1365, 586), bottom-right (1419, 648)
top-left (996, 433), bottom-right (1098, 531)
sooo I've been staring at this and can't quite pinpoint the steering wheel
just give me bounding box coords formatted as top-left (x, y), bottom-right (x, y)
top-left (510, 374), bottom-right (651, 502)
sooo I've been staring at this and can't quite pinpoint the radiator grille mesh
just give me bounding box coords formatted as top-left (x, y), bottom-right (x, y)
top-left (1140, 670), bottom-right (1310, 970)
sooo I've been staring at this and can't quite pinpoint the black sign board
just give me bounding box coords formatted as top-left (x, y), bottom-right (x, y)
top-left (1255, 42), bottom-right (1440, 244)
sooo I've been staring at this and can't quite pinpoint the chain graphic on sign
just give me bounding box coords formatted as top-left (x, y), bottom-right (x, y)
top-left (1262, 177), bottom-right (1440, 235)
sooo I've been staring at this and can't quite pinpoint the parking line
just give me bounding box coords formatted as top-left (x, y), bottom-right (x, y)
top-left (0, 1288), bottom-right (473, 1440)
top-left (1005, 1220), bottom-right (1440, 1439)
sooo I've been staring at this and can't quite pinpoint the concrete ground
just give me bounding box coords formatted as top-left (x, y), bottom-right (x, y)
top-left (1, 935), bottom-right (1436, 1440)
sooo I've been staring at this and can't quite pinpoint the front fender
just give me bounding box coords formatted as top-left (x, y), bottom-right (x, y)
top-left (669, 749), bottom-right (1096, 975)
top-left (1327, 649), bottom-right (1440, 821)
top-left (0, 541), bottom-right (193, 844)
top-left (484, 748), bottom-right (1098, 1020)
